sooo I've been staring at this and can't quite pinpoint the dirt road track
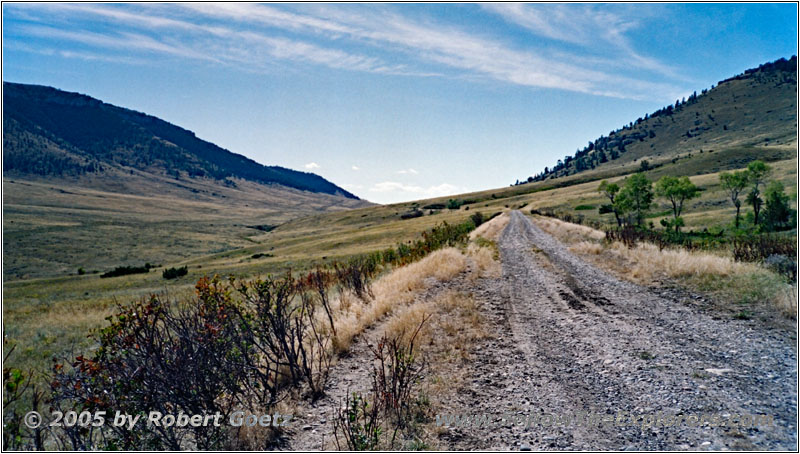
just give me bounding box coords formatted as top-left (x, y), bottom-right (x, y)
top-left (443, 210), bottom-right (796, 450)
top-left (289, 210), bottom-right (797, 450)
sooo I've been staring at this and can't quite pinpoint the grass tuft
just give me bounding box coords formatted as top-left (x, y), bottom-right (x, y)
top-left (332, 248), bottom-right (468, 353)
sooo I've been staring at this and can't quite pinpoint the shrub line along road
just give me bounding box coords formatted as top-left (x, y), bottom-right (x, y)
top-left (289, 210), bottom-right (797, 450)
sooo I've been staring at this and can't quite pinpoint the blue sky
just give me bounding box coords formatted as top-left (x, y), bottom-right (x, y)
top-left (3, 3), bottom-right (797, 203)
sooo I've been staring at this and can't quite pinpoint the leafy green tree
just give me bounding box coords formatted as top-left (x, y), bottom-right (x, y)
top-left (745, 187), bottom-right (764, 227)
top-left (597, 180), bottom-right (624, 226)
top-left (617, 173), bottom-right (653, 226)
top-left (655, 176), bottom-right (700, 232)
top-left (719, 170), bottom-right (749, 228)
top-left (747, 160), bottom-right (771, 190)
top-left (763, 181), bottom-right (792, 231)
top-left (746, 160), bottom-right (771, 225)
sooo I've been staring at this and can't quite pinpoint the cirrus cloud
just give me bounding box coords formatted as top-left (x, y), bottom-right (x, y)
top-left (5, 3), bottom-right (691, 101)
top-left (369, 181), bottom-right (465, 199)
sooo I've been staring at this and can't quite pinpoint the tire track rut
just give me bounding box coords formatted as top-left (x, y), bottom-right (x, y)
top-left (442, 211), bottom-right (796, 450)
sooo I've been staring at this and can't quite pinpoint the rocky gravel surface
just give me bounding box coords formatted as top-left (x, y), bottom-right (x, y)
top-left (289, 210), bottom-right (797, 450)
top-left (440, 211), bottom-right (796, 450)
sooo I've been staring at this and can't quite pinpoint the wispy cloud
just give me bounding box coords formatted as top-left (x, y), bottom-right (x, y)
top-left (482, 3), bottom-right (681, 79)
top-left (10, 4), bottom-right (416, 77)
top-left (304, 162), bottom-right (320, 169)
top-left (5, 3), bottom-right (688, 100)
top-left (211, 5), bottom-right (593, 94)
top-left (264, 4), bottom-right (685, 98)
top-left (3, 40), bottom-right (149, 65)
top-left (181, 3), bottom-right (355, 35)
top-left (17, 24), bottom-right (222, 64)
top-left (483, 3), bottom-right (631, 48)
top-left (396, 168), bottom-right (418, 175)
top-left (369, 181), bottom-right (464, 199)
top-left (351, 165), bottom-right (360, 171)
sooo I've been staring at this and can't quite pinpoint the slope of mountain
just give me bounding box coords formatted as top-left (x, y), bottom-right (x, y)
top-left (518, 56), bottom-right (797, 184)
top-left (3, 82), bottom-right (358, 199)
top-left (2, 82), bottom-right (371, 280)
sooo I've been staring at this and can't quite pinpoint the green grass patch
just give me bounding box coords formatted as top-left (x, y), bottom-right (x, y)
top-left (690, 269), bottom-right (791, 308)
top-left (645, 209), bottom-right (674, 219)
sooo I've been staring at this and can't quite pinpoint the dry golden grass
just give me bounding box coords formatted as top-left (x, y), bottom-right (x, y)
top-left (382, 290), bottom-right (484, 347)
top-left (331, 248), bottom-right (468, 352)
top-left (774, 284), bottom-right (798, 320)
top-left (470, 212), bottom-right (509, 242)
top-left (369, 289), bottom-right (487, 449)
top-left (610, 242), bottom-right (796, 320)
top-left (618, 242), bottom-right (754, 281)
top-left (569, 241), bottom-right (605, 255)
top-left (467, 243), bottom-right (502, 279)
top-left (533, 216), bottom-right (605, 244)
top-left (383, 301), bottom-right (433, 345)
top-left (557, 229), bottom-right (796, 321)
top-left (466, 213), bottom-right (507, 279)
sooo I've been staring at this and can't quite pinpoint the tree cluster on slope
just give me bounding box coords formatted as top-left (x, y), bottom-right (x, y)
top-left (597, 160), bottom-right (794, 234)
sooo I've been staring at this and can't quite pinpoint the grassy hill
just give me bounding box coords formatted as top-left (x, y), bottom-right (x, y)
top-left (518, 56), bottom-right (796, 184)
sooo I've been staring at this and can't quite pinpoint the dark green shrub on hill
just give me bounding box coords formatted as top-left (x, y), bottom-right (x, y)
top-left (100, 264), bottom-right (151, 278)
top-left (162, 266), bottom-right (188, 279)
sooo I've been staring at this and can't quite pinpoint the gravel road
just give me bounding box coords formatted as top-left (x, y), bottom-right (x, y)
top-left (289, 210), bottom-right (797, 450)
top-left (440, 210), bottom-right (796, 450)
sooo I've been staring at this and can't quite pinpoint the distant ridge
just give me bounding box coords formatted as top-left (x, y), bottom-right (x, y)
top-left (3, 82), bottom-right (359, 199)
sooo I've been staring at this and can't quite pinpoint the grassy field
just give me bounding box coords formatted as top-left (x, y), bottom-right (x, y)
top-left (3, 148), bottom-right (797, 375)
top-left (3, 170), bottom-right (370, 280)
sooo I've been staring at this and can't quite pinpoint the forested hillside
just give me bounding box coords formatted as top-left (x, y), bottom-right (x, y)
top-left (3, 82), bottom-right (358, 199)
